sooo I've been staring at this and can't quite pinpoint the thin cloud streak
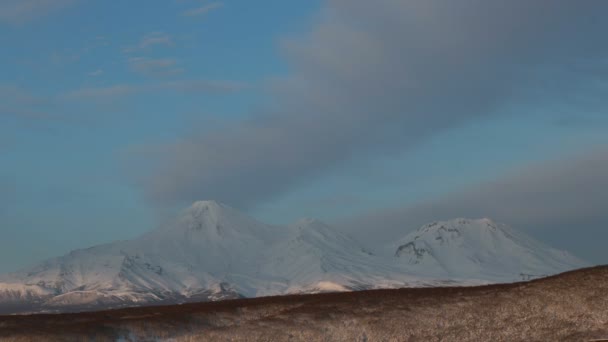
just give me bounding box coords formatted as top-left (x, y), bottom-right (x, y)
top-left (87, 69), bottom-right (104, 77)
top-left (0, 85), bottom-right (58, 120)
top-left (124, 32), bottom-right (174, 53)
top-left (0, 0), bottom-right (77, 25)
top-left (182, 2), bottom-right (223, 17)
top-left (128, 57), bottom-right (183, 77)
top-left (139, 32), bottom-right (172, 48)
top-left (61, 80), bottom-right (248, 102)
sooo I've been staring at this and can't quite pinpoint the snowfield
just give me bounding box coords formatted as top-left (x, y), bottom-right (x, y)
top-left (0, 201), bottom-right (589, 314)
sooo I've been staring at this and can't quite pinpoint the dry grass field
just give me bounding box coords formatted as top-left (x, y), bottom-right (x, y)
top-left (1, 266), bottom-right (607, 341)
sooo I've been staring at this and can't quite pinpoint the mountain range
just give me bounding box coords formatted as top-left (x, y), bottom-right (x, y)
top-left (0, 200), bottom-right (588, 314)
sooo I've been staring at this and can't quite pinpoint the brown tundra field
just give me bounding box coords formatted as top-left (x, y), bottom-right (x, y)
top-left (1, 266), bottom-right (607, 342)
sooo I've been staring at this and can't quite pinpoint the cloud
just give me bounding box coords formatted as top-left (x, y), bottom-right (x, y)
top-left (49, 51), bottom-right (81, 66)
top-left (81, 36), bottom-right (111, 53)
top-left (0, 85), bottom-right (40, 105)
top-left (139, 32), bottom-right (173, 48)
top-left (61, 84), bottom-right (139, 102)
top-left (122, 31), bottom-right (175, 54)
top-left (0, 85), bottom-right (56, 119)
top-left (2, 80), bottom-right (247, 119)
top-left (124, 32), bottom-right (174, 53)
top-left (133, 0), bottom-right (608, 210)
top-left (162, 80), bottom-right (248, 92)
top-left (128, 57), bottom-right (183, 77)
top-left (87, 69), bottom-right (103, 77)
top-left (0, 0), bottom-right (76, 25)
top-left (338, 148), bottom-right (608, 263)
top-left (182, 2), bottom-right (223, 17)
top-left (61, 80), bottom-right (247, 102)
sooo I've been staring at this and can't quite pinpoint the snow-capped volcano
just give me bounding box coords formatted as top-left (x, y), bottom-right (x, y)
top-left (391, 218), bottom-right (587, 281)
top-left (134, 200), bottom-right (288, 278)
top-left (0, 202), bottom-right (589, 314)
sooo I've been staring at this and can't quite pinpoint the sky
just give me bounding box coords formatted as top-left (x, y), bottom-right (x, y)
top-left (1, 0), bottom-right (607, 273)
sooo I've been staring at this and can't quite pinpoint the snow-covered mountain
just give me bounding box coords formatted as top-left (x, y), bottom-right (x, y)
top-left (0, 201), bottom-right (589, 314)
top-left (390, 218), bottom-right (587, 282)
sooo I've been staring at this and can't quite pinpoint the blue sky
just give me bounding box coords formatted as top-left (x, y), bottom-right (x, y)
top-left (1, 0), bottom-right (608, 273)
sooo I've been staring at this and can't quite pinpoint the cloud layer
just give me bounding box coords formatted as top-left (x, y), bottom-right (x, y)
top-left (135, 0), bottom-right (608, 209)
top-left (0, 0), bottom-right (76, 25)
top-left (0, 85), bottom-right (54, 119)
top-left (339, 148), bottom-right (608, 263)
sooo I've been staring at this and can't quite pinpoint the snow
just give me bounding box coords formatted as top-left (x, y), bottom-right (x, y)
top-left (389, 218), bottom-right (588, 282)
top-left (0, 283), bottom-right (55, 302)
top-left (0, 201), bottom-right (590, 313)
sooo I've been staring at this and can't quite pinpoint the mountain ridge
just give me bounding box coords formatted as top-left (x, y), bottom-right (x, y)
top-left (0, 201), bottom-right (589, 314)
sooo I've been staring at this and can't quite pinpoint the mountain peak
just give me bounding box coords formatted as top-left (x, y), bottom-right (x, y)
top-left (176, 201), bottom-right (227, 228)
top-left (417, 218), bottom-right (501, 234)
top-left (188, 200), bottom-right (225, 212)
top-left (392, 218), bottom-right (588, 278)
top-left (180, 200), bottom-right (244, 223)
top-left (156, 200), bottom-right (288, 245)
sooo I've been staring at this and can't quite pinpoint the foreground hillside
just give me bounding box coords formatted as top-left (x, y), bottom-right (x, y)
top-left (1, 266), bottom-right (607, 341)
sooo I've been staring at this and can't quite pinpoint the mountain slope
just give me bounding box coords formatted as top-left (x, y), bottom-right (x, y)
top-left (258, 218), bottom-right (418, 294)
top-left (390, 218), bottom-right (587, 281)
top-left (0, 201), bottom-right (279, 312)
top-left (0, 202), bottom-right (589, 314)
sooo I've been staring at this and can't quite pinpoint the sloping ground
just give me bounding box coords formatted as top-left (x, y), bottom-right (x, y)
top-left (1, 266), bottom-right (607, 341)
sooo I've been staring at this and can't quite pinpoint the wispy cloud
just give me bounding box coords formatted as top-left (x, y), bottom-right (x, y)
top-left (87, 69), bottom-right (103, 77)
top-left (82, 36), bottom-right (111, 52)
top-left (50, 37), bottom-right (111, 67)
top-left (61, 80), bottom-right (247, 102)
top-left (124, 32), bottom-right (174, 53)
top-left (60, 85), bottom-right (141, 101)
top-left (161, 80), bottom-right (250, 93)
top-left (0, 84), bottom-right (57, 119)
top-left (182, 2), bottom-right (223, 17)
top-left (49, 51), bottom-right (81, 66)
top-left (0, 85), bottom-right (40, 104)
top-left (139, 32), bottom-right (173, 48)
top-left (0, 0), bottom-right (77, 25)
top-left (128, 57), bottom-right (183, 77)
top-left (162, 79), bottom-right (247, 92)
